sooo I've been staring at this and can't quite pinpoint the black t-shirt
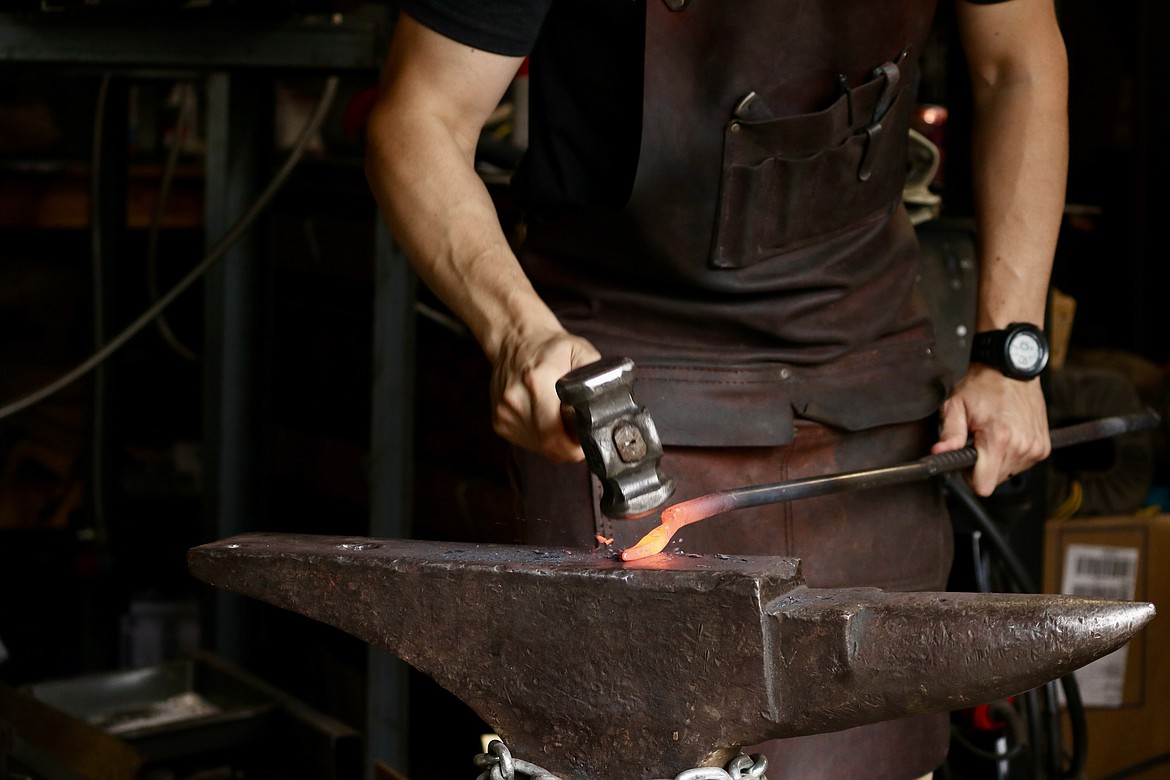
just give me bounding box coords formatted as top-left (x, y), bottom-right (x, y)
top-left (398, 0), bottom-right (640, 209)
top-left (398, 0), bottom-right (1009, 210)
top-left (401, 0), bottom-right (1010, 55)
top-left (398, 0), bottom-right (549, 57)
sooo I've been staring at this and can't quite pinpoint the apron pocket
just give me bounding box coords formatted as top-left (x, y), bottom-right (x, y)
top-left (711, 71), bottom-right (910, 269)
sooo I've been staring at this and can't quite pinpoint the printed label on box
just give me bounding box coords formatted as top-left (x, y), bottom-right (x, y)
top-left (1061, 544), bottom-right (1140, 708)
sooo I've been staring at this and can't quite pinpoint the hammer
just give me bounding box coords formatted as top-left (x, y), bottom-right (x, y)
top-left (556, 357), bottom-right (675, 518)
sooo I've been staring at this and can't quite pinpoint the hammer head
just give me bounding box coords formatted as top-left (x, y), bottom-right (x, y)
top-left (556, 357), bottom-right (675, 518)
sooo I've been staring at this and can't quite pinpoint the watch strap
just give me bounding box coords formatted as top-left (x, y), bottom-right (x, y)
top-left (970, 330), bottom-right (1006, 368)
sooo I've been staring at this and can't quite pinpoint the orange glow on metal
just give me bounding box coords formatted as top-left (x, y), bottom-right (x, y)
top-left (621, 502), bottom-right (708, 561)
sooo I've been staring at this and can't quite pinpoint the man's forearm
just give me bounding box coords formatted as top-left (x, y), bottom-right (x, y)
top-left (962, 3), bottom-right (1069, 329)
top-left (363, 13), bottom-right (568, 366)
top-left (363, 15), bottom-right (600, 461)
top-left (365, 107), bottom-right (563, 363)
top-left (934, 1), bottom-right (1067, 495)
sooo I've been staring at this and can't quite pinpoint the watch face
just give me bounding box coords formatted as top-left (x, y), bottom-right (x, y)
top-left (1007, 332), bottom-right (1043, 371)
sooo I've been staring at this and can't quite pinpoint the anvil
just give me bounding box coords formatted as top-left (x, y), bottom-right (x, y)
top-left (189, 533), bottom-right (1153, 780)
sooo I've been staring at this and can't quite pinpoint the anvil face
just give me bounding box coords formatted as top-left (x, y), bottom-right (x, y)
top-left (189, 534), bottom-right (1153, 780)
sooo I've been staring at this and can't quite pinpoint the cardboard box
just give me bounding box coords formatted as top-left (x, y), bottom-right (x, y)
top-left (1044, 514), bottom-right (1169, 779)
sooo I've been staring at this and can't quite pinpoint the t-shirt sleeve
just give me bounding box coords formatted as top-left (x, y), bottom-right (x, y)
top-left (399, 0), bottom-right (553, 57)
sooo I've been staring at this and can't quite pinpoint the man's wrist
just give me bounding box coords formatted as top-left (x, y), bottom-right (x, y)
top-left (970, 322), bottom-right (1049, 380)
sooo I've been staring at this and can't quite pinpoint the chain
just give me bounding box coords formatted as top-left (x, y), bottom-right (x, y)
top-left (474, 739), bottom-right (768, 780)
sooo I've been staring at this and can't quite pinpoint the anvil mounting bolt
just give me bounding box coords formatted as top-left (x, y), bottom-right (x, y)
top-left (613, 422), bottom-right (647, 463)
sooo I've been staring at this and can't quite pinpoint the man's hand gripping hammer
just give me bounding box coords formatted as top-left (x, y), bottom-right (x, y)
top-left (556, 357), bottom-right (675, 518)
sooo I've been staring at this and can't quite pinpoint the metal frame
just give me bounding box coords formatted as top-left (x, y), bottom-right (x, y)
top-left (0, 12), bottom-right (384, 72)
top-left (2, 11), bottom-right (411, 778)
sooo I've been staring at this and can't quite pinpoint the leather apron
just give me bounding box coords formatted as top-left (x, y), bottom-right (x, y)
top-left (522, 0), bottom-right (950, 447)
top-left (516, 2), bottom-right (952, 778)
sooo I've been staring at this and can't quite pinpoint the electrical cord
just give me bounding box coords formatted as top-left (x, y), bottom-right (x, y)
top-left (1024, 686), bottom-right (1045, 779)
top-left (0, 75), bottom-right (340, 423)
top-left (949, 700), bottom-right (1028, 763)
top-left (942, 471), bottom-right (1090, 779)
top-left (943, 472), bottom-right (1038, 591)
top-left (146, 80), bottom-right (200, 363)
top-left (90, 71), bottom-right (112, 544)
top-left (1044, 679), bottom-right (1068, 779)
top-left (1061, 668), bottom-right (1088, 780)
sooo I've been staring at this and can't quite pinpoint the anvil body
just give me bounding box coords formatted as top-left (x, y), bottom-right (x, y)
top-left (189, 533), bottom-right (1153, 780)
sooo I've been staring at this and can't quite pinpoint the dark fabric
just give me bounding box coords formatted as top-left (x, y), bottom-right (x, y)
top-left (747, 716), bottom-right (951, 780)
top-left (514, 1), bottom-right (645, 207)
top-left (401, 0), bottom-right (1012, 208)
top-left (398, 0), bottom-right (550, 57)
top-left (516, 418), bottom-right (954, 780)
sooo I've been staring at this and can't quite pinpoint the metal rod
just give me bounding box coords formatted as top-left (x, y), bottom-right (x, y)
top-left (623, 409), bottom-right (1162, 561)
top-left (721, 409), bottom-right (1159, 514)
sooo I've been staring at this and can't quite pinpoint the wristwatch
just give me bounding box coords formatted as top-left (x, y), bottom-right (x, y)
top-left (970, 322), bottom-right (1050, 380)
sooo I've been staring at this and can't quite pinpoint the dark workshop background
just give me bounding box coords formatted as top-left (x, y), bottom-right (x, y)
top-left (1, 2), bottom-right (1168, 779)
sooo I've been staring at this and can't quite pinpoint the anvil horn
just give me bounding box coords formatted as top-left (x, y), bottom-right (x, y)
top-left (188, 533), bottom-right (1154, 780)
